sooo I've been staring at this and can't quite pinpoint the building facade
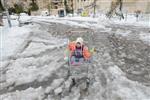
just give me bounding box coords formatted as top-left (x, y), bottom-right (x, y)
top-left (5, 0), bottom-right (150, 15)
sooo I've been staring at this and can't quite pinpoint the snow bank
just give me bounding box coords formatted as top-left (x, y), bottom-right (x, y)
top-left (58, 16), bottom-right (98, 22)
top-left (4, 40), bottom-right (65, 87)
top-left (107, 66), bottom-right (150, 100)
top-left (1, 25), bottom-right (67, 88)
top-left (0, 87), bottom-right (44, 100)
top-left (6, 63), bottom-right (55, 86)
top-left (19, 15), bottom-right (32, 23)
top-left (111, 14), bottom-right (150, 28)
top-left (0, 19), bottom-right (32, 61)
top-left (32, 13), bottom-right (149, 29)
top-left (32, 18), bottom-right (90, 28)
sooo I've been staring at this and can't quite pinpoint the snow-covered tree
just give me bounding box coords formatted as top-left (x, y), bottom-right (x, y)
top-left (106, 0), bottom-right (124, 19)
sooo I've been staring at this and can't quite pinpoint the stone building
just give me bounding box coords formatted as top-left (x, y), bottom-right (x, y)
top-left (73, 0), bottom-right (150, 14)
top-left (5, 0), bottom-right (150, 15)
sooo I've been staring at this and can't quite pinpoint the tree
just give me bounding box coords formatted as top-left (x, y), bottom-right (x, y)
top-left (64, 0), bottom-right (68, 14)
top-left (64, 0), bottom-right (72, 14)
top-left (14, 3), bottom-right (24, 14)
top-left (93, 0), bottom-right (97, 18)
top-left (0, 0), bottom-right (4, 12)
top-left (106, 0), bottom-right (124, 19)
top-left (48, 3), bottom-right (51, 15)
top-left (1, 0), bottom-right (11, 27)
top-left (8, 7), bottom-right (15, 14)
top-left (27, 8), bottom-right (31, 16)
top-left (29, 0), bottom-right (39, 11)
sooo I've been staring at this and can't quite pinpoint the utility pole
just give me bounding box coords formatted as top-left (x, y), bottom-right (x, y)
top-left (1, 0), bottom-right (11, 27)
top-left (93, 0), bottom-right (96, 18)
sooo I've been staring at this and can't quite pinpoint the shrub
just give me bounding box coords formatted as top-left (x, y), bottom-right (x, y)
top-left (14, 3), bottom-right (24, 14)
top-left (29, 2), bottom-right (39, 11)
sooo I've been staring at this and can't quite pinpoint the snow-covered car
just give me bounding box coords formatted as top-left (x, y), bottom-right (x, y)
top-left (20, 13), bottom-right (28, 16)
top-left (10, 15), bottom-right (18, 20)
top-left (67, 13), bottom-right (73, 17)
top-left (19, 13), bottom-right (31, 25)
top-left (73, 13), bottom-right (79, 17)
top-left (41, 10), bottom-right (50, 16)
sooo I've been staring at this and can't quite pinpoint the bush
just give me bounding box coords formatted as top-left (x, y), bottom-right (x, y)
top-left (8, 4), bottom-right (24, 15)
top-left (14, 3), bottom-right (24, 14)
top-left (8, 7), bottom-right (15, 14)
top-left (30, 3), bottom-right (39, 11)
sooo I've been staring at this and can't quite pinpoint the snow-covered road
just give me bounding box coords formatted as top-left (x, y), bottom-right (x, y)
top-left (0, 17), bottom-right (150, 100)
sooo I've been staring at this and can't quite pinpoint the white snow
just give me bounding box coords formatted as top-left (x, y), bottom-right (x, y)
top-left (106, 66), bottom-right (150, 100)
top-left (115, 29), bottom-right (131, 37)
top-left (32, 13), bottom-right (149, 32)
top-left (1, 14), bottom-right (150, 100)
top-left (0, 19), bottom-right (32, 61)
top-left (139, 32), bottom-right (150, 45)
top-left (0, 18), bottom-right (67, 89)
top-left (51, 78), bottom-right (64, 89)
top-left (3, 38), bottom-right (66, 87)
top-left (54, 87), bottom-right (63, 95)
top-left (0, 87), bottom-right (44, 100)
top-left (19, 16), bottom-right (31, 23)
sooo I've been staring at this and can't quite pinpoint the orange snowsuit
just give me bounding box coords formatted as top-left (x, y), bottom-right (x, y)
top-left (68, 41), bottom-right (91, 60)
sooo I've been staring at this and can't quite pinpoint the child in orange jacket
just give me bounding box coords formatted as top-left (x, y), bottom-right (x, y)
top-left (65, 37), bottom-right (91, 64)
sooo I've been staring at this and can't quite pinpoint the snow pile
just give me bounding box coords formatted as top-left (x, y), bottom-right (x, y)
top-left (106, 66), bottom-right (150, 100)
top-left (32, 18), bottom-right (90, 28)
top-left (20, 42), bottom-right (56, 57)
top-left (58, 16), bottom-right (98, 22)
top-left (32, 13), bottom-right (150, 29)
top-left (1, 24), bottom-right (67, 89)
top-left (0, 87), bottom-right (44, 100)
top-left (6, 63), bottom-right (55, 86)
top-left (87, 65), bottom-right (150, 100)
top-left (115, 29), bottom-right (131, 37)
top-left (19, 13), bottom-right (32, 23)
top-left (139, 32), bottom-right (150, 45)
top-left (4, 39), bottom-right (66, 87)
top-left (10, 15), bottom-right (18, 20)
top-left (0, 19), bottom-right (32, 61)
top-left (111, 14), bottom-right (150, 28)
top-left (19, 16), bottom-right (31, 23)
